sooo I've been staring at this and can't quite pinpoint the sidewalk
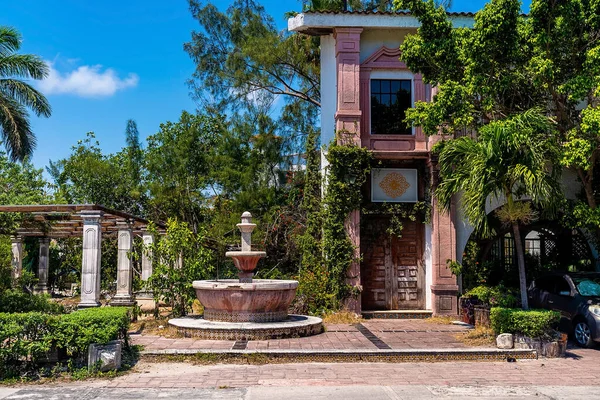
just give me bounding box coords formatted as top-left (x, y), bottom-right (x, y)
top-left (133, 320), bottom-right (474, 352)
top-left (132, 319), bottom-right (535, 361)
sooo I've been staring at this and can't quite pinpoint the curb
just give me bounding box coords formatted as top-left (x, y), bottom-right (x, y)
top-left (140, 348), bottom-right (537, 362)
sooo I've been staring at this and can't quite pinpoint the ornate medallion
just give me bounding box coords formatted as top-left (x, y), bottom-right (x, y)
top-left (379, 172), bottom-right (410, 198)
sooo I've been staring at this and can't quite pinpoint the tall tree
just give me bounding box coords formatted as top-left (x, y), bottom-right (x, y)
top-left (0, 26), bottom-right (51, 161)
top-left (185, 0), bottom-right (319, 153)
top-left (396, 0), bottom-right (600, 239)
top-left (435, 110), bottom-right (561, 309)
top-left (144, 111), bottom-right (220, 232)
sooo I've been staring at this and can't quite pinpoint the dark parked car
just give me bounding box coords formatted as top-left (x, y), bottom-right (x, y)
top-left (528, 272), bottom-right (600, 348)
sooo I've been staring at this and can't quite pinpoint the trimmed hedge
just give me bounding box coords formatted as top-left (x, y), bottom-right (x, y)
top-left (490, 307), bottom-right (560, 338)
top-left (0, 290), bottom-right (64, 314)
top-left (0, 307), bottom-right (131, 378)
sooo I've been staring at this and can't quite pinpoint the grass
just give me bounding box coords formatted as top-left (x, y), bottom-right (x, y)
top-left (321, 311), bottom-right (363, 324)
top-left (129, 317), bottom-right (183, 338)
top-left (425, 316), bottom-right (457, 325)
top-left (454, 326), bottom-right (496, 347)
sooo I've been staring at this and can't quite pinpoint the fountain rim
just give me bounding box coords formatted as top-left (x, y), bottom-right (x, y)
top-left (193, 279), bottom-right (298, 290)
top-left (224, 250), bottom-right (266, 257)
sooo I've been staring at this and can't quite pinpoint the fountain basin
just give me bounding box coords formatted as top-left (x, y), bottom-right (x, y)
top-left (225, 251), bottom-right (266, 273)
top-left (193, 279), bottom-right (298, 323)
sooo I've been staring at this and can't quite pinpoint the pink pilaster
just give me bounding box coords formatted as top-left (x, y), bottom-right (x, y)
top-left (429, 155), bottom-right (459, 315)
top-left (334, 28), bottom-right (363, 312)
top-left (334, 28), bottom-right (362, 145)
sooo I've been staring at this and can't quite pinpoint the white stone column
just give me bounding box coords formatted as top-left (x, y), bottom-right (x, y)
top-left (141, 232), bottom-right (153, 281)
top-left (79, 211), bottom-right (103, 308)
top-left (111, 221), bottom-right (135, 306)
top-left (10, 235), bottom-right (23, 283)
top-left (35, 237), bottom-right (50, 294)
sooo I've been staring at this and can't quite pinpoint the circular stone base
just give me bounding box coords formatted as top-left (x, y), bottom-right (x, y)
top-left (168, 314), bottom-right (323, 340)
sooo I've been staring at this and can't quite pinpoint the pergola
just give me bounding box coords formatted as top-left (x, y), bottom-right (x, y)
top-left (1, 204), bottom-right (165, 308)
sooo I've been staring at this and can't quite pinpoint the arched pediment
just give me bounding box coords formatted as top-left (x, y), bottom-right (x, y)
top-left (361, 46), bottom-right (407, 69)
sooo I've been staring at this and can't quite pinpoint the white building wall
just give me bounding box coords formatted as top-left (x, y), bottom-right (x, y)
top-left (425, 224), bottom-right (433, 310)
top-left (320, 34), bottom-right (337, 171)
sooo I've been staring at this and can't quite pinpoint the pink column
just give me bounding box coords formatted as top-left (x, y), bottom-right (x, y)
top-left (334, 28), bottom-right (362, 145)
top-left (429, 157), bottom-right (459, 315)
top-left (334, 28), bottom-right (363, 313)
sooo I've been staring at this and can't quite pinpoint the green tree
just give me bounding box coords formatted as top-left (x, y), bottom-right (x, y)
top-left (147, 219), bottom-right (213, 317)
top-left (0, 151), bottom-right (49, 288)
top-left (435, 111), bottom-right (561, 309)
top-left (0, 26), bottom-right (51, 161)
top-left (48, 132), bottom-right (143, 215)
top-left (396, 0), bottom-right (600, 238)
top-left (185, 0), bottom-right (319, 154)
top-left (145, 111), bottom-right (220, 232)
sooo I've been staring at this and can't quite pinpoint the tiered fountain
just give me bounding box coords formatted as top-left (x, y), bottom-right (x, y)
top-left (169, 212), bottom-right (323, 340)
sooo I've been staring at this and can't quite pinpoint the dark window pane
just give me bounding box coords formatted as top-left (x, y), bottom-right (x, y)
top-left (370, 79), bottom-right (412, 135)
top-left (371, 80), bottom-right (380, 94)
top-left (380, 80), bottom-right (390, 93)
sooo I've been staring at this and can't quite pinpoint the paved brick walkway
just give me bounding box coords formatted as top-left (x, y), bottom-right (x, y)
top-left (97, 347), bottom-right (600, 388)
top-left (132, 319), bottom-right (475, 352)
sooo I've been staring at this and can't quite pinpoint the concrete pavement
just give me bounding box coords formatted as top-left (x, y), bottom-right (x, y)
top-left (2, 385), bottom-right (600, 399)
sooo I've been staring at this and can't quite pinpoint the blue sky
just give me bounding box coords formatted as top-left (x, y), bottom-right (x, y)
top-left (1, 0), bottom-right (530, 173)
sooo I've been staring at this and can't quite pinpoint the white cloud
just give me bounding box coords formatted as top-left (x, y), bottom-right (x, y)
top-left (39, 61), bottom-right (139, 97)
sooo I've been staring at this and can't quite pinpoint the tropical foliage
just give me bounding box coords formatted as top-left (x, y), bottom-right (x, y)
top-left (0, 26), bottom-right (51, 161)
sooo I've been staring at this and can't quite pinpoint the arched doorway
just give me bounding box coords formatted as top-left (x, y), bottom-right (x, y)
top-left (466, 222), bottom-right (596, 289)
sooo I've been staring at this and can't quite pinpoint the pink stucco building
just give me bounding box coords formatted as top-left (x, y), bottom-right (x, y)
top-left (288, 11), bottom-right (477, 316)
top-left (288, 10), bottom-right (597, 317)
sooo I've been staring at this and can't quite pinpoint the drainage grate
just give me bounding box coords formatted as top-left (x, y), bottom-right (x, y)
top-left (355, 324), bottom-right (392, 350)
top-left (232, 339), bottom-right (248, 350)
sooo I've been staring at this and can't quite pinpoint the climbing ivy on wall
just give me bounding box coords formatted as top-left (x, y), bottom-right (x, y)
top-left (322, 141), bottom-right (373, 304)
top-left (298, 136), bottom-right (433, 312)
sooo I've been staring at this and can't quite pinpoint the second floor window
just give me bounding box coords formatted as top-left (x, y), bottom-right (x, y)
top-left (371, 79), bottom-right (412, 135)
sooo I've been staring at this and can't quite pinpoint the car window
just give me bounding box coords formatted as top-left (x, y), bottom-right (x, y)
top-left (535, 277), bottom-right (554, 292)
top-left (554, 278), bottom-right (572, 296)
top-left (576, 280), bottom-right (600, 297)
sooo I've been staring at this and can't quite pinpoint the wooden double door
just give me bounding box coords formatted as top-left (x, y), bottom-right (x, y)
top-left (361, 217), bottom-right (424, 310)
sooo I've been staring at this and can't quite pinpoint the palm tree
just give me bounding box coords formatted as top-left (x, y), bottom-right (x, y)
top-left (435, 110), bottom-right (561, 309)
top-left (0, 26), bottom-right (51, 161)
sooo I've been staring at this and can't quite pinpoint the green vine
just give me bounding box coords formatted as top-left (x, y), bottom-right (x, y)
top-left (298, 134), bottom-right (434, 311)
top-left (322, 141), bottom-right (373, 304)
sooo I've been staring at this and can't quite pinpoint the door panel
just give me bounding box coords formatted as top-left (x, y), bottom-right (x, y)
top-left (361, 217), bottom-right (424, 310)
top-left (392, 221), bottom-right (423, 309)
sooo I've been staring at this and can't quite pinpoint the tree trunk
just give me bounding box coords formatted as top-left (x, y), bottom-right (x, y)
top-left (512, 222), bottom-right (529, 310)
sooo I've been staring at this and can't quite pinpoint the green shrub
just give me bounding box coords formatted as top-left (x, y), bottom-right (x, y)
top-left (490, 307), bottom-right (560, 338)
top-left (0, 289), bottom-right (64, 314)
top-left (463, 285), bottom-right (519, 308)
top-left (0, 312), bottom-right (58, 377)
top-left (0, 307), bottom-right (131, 379)
top-left (54, 307), bottom-right (131, 357)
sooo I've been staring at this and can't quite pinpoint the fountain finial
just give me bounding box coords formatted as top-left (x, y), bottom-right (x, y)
top-left (237, 211), bottom-right (256, 251)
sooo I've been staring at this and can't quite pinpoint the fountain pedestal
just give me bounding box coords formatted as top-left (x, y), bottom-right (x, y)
top-left (169, 212), bottom-right (322, 339)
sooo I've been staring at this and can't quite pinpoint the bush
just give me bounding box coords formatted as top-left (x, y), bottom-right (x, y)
top-left (462, 285), bottom-right (519, 308)
top-left (54, 307), bottom-right (131, 357)
top-left (490, 307), bottom-right (560, 338)
top-left (0, 307), bottom-right (131, 379)
top-left (0, 289), bottom-right (64, 314)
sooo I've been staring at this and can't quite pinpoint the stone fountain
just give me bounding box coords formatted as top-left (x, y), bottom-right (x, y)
top-left (168, 212), bottom-right (322, 340)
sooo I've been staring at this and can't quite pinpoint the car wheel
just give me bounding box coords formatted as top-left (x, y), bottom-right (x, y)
top-left (574, 320), bottom-right (594, 348)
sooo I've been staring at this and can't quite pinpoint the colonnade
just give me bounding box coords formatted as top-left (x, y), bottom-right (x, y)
top-left (9, 210), bottom-right (154, 308)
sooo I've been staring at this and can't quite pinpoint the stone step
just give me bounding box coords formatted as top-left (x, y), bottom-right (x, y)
top-left (362, 310), bottom-right (433, 320)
